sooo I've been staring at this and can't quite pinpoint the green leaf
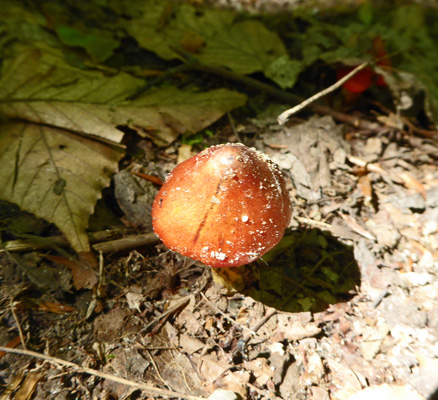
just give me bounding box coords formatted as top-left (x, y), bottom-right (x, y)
top-left (128, 87), bottom-right (247, 145)
top-left (181, 129), bottom-right (214, 145)
top-left (55, 25), bottom-right (120, 63)
top-left (0, 122), bottom-right (123, 252)
top-left (127, 1), bottom-right (287, 75)
top-left (0, 45), bottom-right (140, 143)
top-left (265, 55), bottom-right (303, 89)
top-left (358, 2), bottom-right (374, 25)
top-left (0, 44), bottom-right (247, 146)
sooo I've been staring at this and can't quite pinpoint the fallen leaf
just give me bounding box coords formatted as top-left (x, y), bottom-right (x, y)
top-left (0, 45), bottom-right (136, 143)
top-left (14, 370), bottom-right (45, 400)
top-left (0, 122), bottom-right (123, 252)
top-left (0, 336), bottom-right (22, 359)
top-left (399, 172), bottom-right (426, 197)
top-left (126, 86), bottom-right (247, 146)
top-left (214, 370), bottom-right (250, 398)
top-left (244, 358), bottom-right (273, 386)
top-left (55, 25), bottom-right (120, 63)
top-left (37, 301), bottom-right (76, 314)
top-left (127, 2), bottom-right (287, 75)
top-left (43, 255), bottom-right (98, 290)
top-left (358, 175), bottom-right (373, 203)
top-left (341, 214), bottom-right (376, 241)
top-left (0, 44), bottom-right (247, 147)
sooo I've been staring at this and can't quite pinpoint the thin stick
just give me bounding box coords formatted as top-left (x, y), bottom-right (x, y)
top-left (146, 350), bottom-right (175, 391)
top-left (277, 62), bottom-right (369, 125)
top-left (140, 296), bottom-right (191, 334)
top-left (170, 46), bottom-right (382, 133)
top-left (0, 346), bottom-right (206, 400)
top-left (92, 233), bottom-right (160, 254)
top-left (226, 112), bottom-right (242, 142)
top-left (242, 308), bottom-right (277, 344)
top-left (295, 217), bottom-right (332, 230)
top-left (249, 308), bottom-right (277, 334)
top-left (0, 229), bottom-right (131, 253)
top-left (10, 301), bottom-right (27, 350)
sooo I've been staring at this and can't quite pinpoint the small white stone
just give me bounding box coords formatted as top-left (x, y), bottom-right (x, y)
top-left (242, 215), bottom-right (249, 222)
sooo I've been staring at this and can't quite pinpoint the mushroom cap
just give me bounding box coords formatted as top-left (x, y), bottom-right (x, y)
top-left (152, 143), bottom-right (292, 267)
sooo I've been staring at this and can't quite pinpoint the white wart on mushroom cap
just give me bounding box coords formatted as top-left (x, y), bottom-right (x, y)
top-left (152, 143), bottom-right (292, 267)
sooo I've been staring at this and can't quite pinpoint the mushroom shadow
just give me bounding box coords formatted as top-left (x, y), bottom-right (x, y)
top-left (213, 228), bottom-right (360, 313)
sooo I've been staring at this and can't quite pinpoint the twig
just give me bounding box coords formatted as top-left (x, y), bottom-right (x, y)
top-left (277, 62), bottom-right (369, 125)
top-left (295, 217), bottom-right (332, 230)
top-left (242, 308), bottom-right (277, 344)
top-left (226, 112), bottom-right (242, 142)
top-left (146, 350), bottom-right (175, 391)
top-left (0, 229), bottom-right (131, 253)
top-left (92, 233), bottom-right (160, 254)
top-left (185, 354), bottom-right (206, 383)
top-left (170, 349), bottom-right (193, 393)
top-left (170, 46), bottom-right (383, 133)
top-left (347, 155), bottom-right (389, 176)
top-left (249, 308), bottom-right (277, 334)
top-left (0, 346), bottom-right (206, 400)
top-left (200, 292), bottom-right (256, 336)
top-left (140, 296), bottom-right (191, 334)
top-left (10, 301), bottom-right (27, 350)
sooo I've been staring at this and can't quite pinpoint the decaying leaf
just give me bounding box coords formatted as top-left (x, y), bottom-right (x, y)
top-left (124, 86), bottom-right (247, 146)
top-left (127, 1), bottom-right (287, 75)
top-left (0, 44), bottom-right (247, 146)
top-left (43, 254), bottom-right (98, 290)
top-left (0, 45), bottom-right (139, 144)
top-left (0, 122), bottom-right (123, 252)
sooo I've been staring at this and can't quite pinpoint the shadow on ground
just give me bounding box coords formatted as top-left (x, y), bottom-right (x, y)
top-left (213, 228), bottom-right (360, 313)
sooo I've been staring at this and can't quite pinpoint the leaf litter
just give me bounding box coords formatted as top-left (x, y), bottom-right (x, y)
top-left (0, 1), bottom-right (438, 400)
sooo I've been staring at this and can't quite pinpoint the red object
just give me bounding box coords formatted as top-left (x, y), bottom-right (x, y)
top-left (152, 143), bottom-right (292, 267)
top-left (337, 36), bottom-right (391, 93)
top-left (337, 66), bottom-right (374, 93)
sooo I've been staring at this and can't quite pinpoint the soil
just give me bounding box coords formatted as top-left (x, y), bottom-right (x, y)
top-left (1, 2), bottom-right (438, 399)
top-left (1, 106), bottom-right (437, 400)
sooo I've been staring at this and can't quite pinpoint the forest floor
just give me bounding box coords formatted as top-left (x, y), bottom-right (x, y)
top-left (1, 108), bottom-right (438, 400)
top-left (1, 1), bottom-right (438, 400)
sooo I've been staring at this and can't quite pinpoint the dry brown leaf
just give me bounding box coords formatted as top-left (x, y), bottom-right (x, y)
top-left (36, 301), bottom-right (76, 314)
top-left (14, 371), bottom-right (44, 400)
top-left (43, 254), bottom-right (98, 290)
top-left (348, 155), bottom-right (388, 175)
top-left (214, 370), bottom-right (250, 398)
top-left (341, 214), bottom-right (376, 241)
top-left (244, 358), bottom-right (273, 386)
top-left (0, 122), bottom-right (123, 252)
top-left (399, 172), bottom-right (426, 197)
top-left (0, 336), bottom-right (22, 359)
top-left (358, 175), bottom-right (373, 201)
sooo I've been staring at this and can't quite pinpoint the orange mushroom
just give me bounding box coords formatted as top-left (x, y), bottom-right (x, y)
top-left (152, 143), bottom-right (292, 267)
